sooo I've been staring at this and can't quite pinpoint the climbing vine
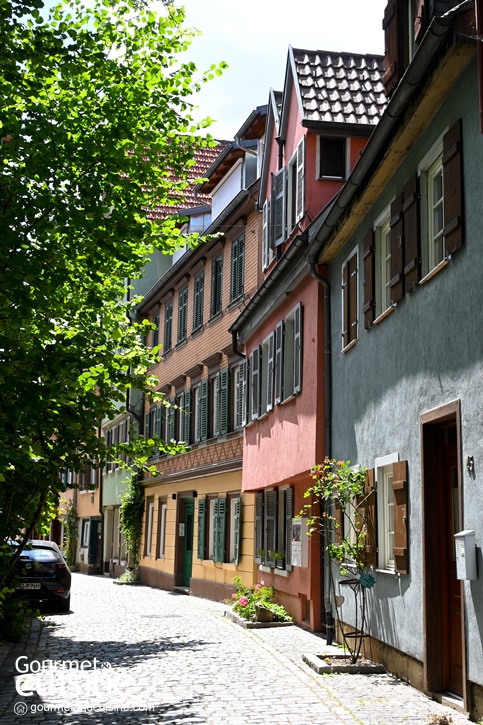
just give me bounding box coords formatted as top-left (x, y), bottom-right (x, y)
top-left (119, 475), bottom-right (145, 572)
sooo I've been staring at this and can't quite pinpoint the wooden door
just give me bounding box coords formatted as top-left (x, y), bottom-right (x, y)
top-left (441, 442), bottom-right (463, 696)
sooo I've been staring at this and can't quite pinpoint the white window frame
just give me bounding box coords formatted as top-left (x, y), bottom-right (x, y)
top-left (229, 497), bottom-right (238, 563)
top-left (375, 452), bottom-right (399, 572)
top-left (208, 498), bottom-right (217, 560)
top-left (212, 374), bottom-right (219, 438)
top-left (193, 384), bottom-right (200, 443)
top-left (233, 364), bottom-right (242, 430)
top-left (374, 206), bottom-right (392, 319)
top-left (418, 130), bottom-right (447, 277)
top-left (317, 136), bottom-right (349, 180)
top-left (145, 501), bottom-right (155, 557)
top-left (81, 519), bottom-right (90, 548)
top-left (262, 198), bottom-right (275, 270)
top-left (158, 501), bottom-right (167, 559)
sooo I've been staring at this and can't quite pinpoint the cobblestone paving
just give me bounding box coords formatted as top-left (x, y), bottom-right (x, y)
top-left (0, 574), bottom-right (470, 724)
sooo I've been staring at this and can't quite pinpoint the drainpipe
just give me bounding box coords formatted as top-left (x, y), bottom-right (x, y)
top-left (308, 260), bottom-right (334, 645)
top-left (231, 330), bottom-right (246, 359)
top-left (477, 0), bottom-right (483, 133)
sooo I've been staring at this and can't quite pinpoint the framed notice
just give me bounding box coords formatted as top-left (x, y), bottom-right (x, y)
top-left (291, 518), bottom-right (308, 567)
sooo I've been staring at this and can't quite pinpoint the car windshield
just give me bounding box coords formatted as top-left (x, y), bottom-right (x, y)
top-left (20, 548), bottom-right (58, 562)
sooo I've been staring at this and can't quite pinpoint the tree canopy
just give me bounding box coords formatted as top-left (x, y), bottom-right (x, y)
top-left (0, 0), bottom-right (225, 563)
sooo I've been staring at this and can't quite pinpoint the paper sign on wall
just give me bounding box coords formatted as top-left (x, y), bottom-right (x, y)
top-left (291, 518), bottom-right (308, 567)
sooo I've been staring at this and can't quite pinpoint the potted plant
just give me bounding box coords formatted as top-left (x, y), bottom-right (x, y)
top-left (268, 550), bottom-right (285, 569)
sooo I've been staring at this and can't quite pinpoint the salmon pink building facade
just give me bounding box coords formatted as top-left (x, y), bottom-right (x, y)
top-left (231, 47), bottom-right (386, 631)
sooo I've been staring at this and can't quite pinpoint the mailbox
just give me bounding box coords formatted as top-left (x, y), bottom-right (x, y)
top-left (454, 530), bottom-right (477, 580)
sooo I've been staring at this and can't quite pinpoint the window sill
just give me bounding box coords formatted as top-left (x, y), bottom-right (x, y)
top-left (161, 350), bottom-right (172, 361)
top-left (273, 568), bottom-right (290, 578)
top-left (207, 311), bottom-right (223, 326)
top-left (373, 305), bottom-right (396, 326)
top-left (341, 339), bottom-right (357, 354)
top-left (375, 567), bottom-right (398, 576)
top-left (190, 326), bottom-right (204, 339)
top-left (278, 393), bottom-right (298, 406)
top-left (259, 565), bottom-right (271, 573)
top-left (175, 339), bottom-right (187, 351)
top-left (226, 296), bottom-right (244, 313)
top-left (419, 257), bottom-right (449, 286)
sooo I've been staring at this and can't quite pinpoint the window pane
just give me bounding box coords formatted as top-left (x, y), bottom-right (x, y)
top-left (320, 138), bottom-right (345, 178)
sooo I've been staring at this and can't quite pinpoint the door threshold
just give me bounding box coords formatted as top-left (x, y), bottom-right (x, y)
top-left (432, 691), bottom-right (468, 716)
top-left (173, 586), bottom-right (191, 595)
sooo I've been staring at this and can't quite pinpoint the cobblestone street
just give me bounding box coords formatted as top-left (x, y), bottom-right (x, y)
top-left (0, 574), bottom-right (470, 724)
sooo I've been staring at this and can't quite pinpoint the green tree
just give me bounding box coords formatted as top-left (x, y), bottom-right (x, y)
top-left (0, 0), bottom-right (225, 582)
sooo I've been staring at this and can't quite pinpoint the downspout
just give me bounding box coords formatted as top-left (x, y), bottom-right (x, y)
top-left (477, 0), bottom-right (483, 133)
top-left (231, 330), bottom-right (246, 359)
top-left (308, 260), bottom-right (334, 644)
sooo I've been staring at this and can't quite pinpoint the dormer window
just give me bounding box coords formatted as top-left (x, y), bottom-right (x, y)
top-left (319, 138), bottom-right (346, 180)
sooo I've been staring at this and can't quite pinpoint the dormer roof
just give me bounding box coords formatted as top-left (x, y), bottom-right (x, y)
top-left (280, 47), bottom-right (386, 136)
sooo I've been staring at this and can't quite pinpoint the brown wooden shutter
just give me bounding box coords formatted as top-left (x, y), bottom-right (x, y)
top-left (389, 193), bottom-right (404, 303)
top-left (382, 0), bottom-right (400, 96)
top-left (413, 0), bottom-right (427, 44)
top-left (363, 229), bottom-right (375, 329)
top-left (443, 119), bottom-right (463, 256)
top-left (403, 174), bottom-right (420, 293)
top-left (348, 254), bottom-right (358, 344)
top-left (342, 262), bottom-right (349, 348)
top-left (392, 459), bottom-right (409, 574)
top-left (364, 469), bottom-right (377, 568)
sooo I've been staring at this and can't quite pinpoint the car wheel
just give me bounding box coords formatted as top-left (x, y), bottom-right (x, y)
top-left (58, 595), bottom-right (70, 613)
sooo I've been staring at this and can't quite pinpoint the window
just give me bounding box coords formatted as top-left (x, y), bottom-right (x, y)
top-left (375, 209), bottom-right (392, 318)
top-left (260, 332), bottom-right (274, 415)
top-left (319, 137), bottom-right (346, 179)
top-left (427, 155), bottom-right (444, 271)
top-left (341, 248), bottom-right (358, 350)
top-left (156, 500), bottom-right (167, 559)
top-left (177, 389), bottom-right (190, 445)
top-left (233, 360), bottom-right (246, 430)
top-left (231, 236), bottom-right (245, 301)
top-left (193, 380), bottom-right (208, 443)
top-left (193, 272), bottom-right (204, 332)
top-left (282, 304), bottom-right (302, 399)
top-left (177, 288), bottom-right (188, 343)
top-left (250, 346), bottom-right (260, 421)
top-left (213, 369), bottom-right (229, 436)
top-left (211, 255), bottom-right (223, 317)
top-left (164, 301), bottom-right (173, 353)
top-left (254, 488), bottom-right (294, 571)
top-left (262, 199), bottom-right (275, 270)
top-left (81, 519), bottom-right (90, 548)
top-left (152, 314), bottom-right (160, 350)
top-left (288, 139), bottom-right (305, 231)
top-left (372, 456), bottom-right (409, 574)
top-left (145, 498), bottom-right (155, 556)
top-left (197, 495), bottom-right (241, 565)
top-left (192, 384), bottom-right (200, 443)
top-left (212, 374), bottom-right (219, 437)
top-left (271, 168), bottom-right (286, 246)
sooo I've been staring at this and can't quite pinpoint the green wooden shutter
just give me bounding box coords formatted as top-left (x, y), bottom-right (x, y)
top-left (154, 405), bottom-right (162, 438)
top-left (233, 497), bottom-right (242, 566)
top-left (152, 314), bottom-right (160, 349)
top-left (193, 273), bottom-right (204, 330)
top-left (168, 398), bottom-right (175, 441)
top-left (199, 379), bottom-right (208, 442)
top-left (265, 491), bottom-right (277, 568)
top-left (214, 498), bottom-right (226, 563)
top-left (241, 358), bottom-right (248, 426)
top-left (255, 492), bottom-right (264, 563)
top-left (295, 139), bottom-right (305, 223)
top-left (211, 256), bottom-right (223, 316)
top-left (285, 487), bottom-right (294, 572)
top-left (267, 331), bottom-right (275, 412)
top-left (164, 302), bottom-right (173, 352)
top-left (219, 368), bottom-right (229, 435)
top-left (275, 321), bottom-right (284, 403)
top-left (272, 168), bottom-right (286, 247)
top-left (293, 303), bottom-right (302, 394)
top-left (363, 228), bottom-right (376, 329)
top-left (197, 499), bottom-right (206, 560)
top-left (183, 389), bottom-right (191, 445)
top-left (250, 346), bottom-right (260, 420)
top-left (144, 411), bottom-right (150, 440)
top-left (237, 237), bottom-right (245, 298)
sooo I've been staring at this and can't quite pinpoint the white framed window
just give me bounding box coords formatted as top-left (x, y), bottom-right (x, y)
top-left (81, 519), bottom-right (90, 548)
top-left (283, 304), bottom-right (302, 399)
top-left (208, 498), bottom-right (217, 560)
top-left (229, 497), bottom-right (238, 563)
top-left (158, 501), bottom-right (167, 559)
top-left (374, 208), bottom-right (392, 318)
top-left (145, 499), bottom-right (155, 557)
top-left (259, 332), bottom-right (275, 416)
top-left (318, 137), bottom-right (348, 180)
top-left (212, 374), bottom-right (219, 437)
top-left (418, 131), bottom-right (446, 277)
top-left (375, 452), bottom-right (399, 571)
top-left (287, 139), bottom-right (305, 231)
top-left (233, 363), bottom-right (243, 430)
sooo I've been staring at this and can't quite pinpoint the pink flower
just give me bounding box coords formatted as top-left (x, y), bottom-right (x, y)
top-left (238, 596), bottom-right (249, 606)
top-left (255, 584), bottom-right (262, 590)
top-left (231, 593), bottom-right (237, 599)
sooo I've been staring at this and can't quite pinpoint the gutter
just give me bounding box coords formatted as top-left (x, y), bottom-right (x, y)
top-left (307, 11), bottom-right (455, 261)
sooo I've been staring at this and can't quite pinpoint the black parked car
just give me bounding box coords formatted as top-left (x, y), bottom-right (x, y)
top-left (12, 540), bottom-right (71, 612)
